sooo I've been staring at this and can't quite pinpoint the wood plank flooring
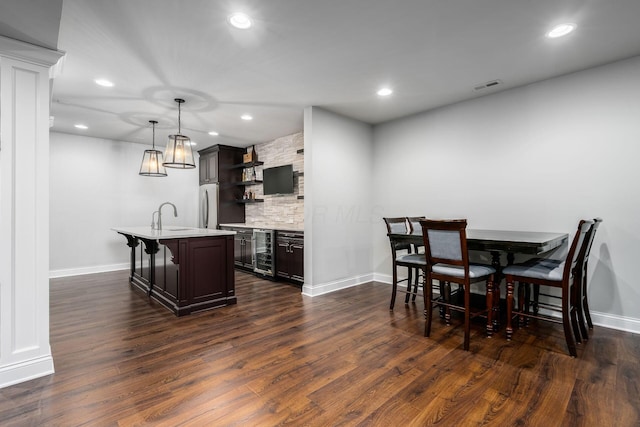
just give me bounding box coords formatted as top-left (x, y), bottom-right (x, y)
top-left (1, 270), bottom-right (639, 426)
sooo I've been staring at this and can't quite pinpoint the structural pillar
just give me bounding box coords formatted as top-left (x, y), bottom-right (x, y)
top-left (0, 35), bottom-right (64, 388)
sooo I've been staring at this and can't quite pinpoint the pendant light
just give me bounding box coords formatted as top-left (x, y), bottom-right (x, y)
top-left (139, 120), bottom-right (168, 177)
top-left (163, 98), bottom-right (196, 169)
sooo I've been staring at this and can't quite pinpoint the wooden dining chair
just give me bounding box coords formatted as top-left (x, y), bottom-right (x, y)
top-left (419, 219), bottom-right (496, 351)
top-left (503, 219), bottom-right (593, 357)
top-left (522, 217), bottom-right (602, 343)
top-left (383, 217), bottom-right (426, 309)
top-left (579, 217), bottom-right (602, 330)
top-left (405, 216), bottom-right (426, 302)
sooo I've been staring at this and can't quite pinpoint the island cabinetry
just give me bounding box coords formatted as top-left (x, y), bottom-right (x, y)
top-left (276, 231), bottom-right (304, 283)
top-left (116, 229), bottom-right (236, 316)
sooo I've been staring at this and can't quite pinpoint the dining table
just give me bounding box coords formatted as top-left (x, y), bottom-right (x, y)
top-left (387, 228), bottom-right (569, 331)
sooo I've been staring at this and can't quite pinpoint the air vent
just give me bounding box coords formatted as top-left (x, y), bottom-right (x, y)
top-left (473, 79), bottom-right (503, 91)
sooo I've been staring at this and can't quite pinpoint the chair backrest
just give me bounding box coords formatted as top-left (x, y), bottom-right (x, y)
top-left (562, 219), bottom-right (594, 281)
top-left (576, 217), bottom-right (602, 276)
top-left (583, 217), bottom-right (602, 261)
top-left (407, 216), bottom-right (425, 235)
top-left (383, 217), bottom-right (411, 252)
top-left (419, 219), bottom-right (468, 269)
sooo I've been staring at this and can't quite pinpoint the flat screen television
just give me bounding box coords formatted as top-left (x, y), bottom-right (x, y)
top-left (263, 164), bottom-right (294, 195)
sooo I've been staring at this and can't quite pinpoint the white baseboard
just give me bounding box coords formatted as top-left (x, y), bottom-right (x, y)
top-left (590, 311), bottom-right (640, 335)
top-left (49, 263), bottom-right (129, 279)
top-left (376, 274), bottom-right (640, 335)
top-left (302, 273), bottom-right (375, 297)
top-left (0, 354), bottom-right (54, 390)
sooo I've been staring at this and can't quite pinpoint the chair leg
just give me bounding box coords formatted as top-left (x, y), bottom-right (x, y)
top-left (439, 280), bottom-right (446, 318)
top-left (562, 285), bottom-right (578, 357)
top-left (412, 268), bottom-right (419, 301)
top-left (582, 273), bottom-right (594, 329)
top-left (424, 272), bottom-right (433, 337)
top-left (517, 282), bottom-right (526, 327)
top-left (532, 284), bottom-right (540, 315)
top-left (463, 283), bottom-right (471, 351)
top-left (570, 279), bottom-right (585, 344)
top-left (506, 278), bottom-right (514, 341)
top-left (486, 277), bottom-right (494, 338)
top-left (444, 281), bottom-right (452, 325)
top-left (404, 267), bottom-right (413, 304)
top-left (575, 273), bottom-right (589, 340)
top-left (390, 264), bottom-right (398, 310)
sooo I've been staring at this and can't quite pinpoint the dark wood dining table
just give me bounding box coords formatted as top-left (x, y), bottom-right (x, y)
top-left (387, 229), bottom-right (568, 330)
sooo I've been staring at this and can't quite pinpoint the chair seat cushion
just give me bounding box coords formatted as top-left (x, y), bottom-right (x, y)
top-left (396, 253), bottom-right (427, 266)
top-left (503, 261), bottom-right (565, 281)
top-left (431, 263), bottom-right (495, 279)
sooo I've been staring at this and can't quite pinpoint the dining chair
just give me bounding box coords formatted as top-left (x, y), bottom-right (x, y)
top-left (524, 217), bottom-right (602, 342)
top-left (579, 217), bottom-right (602, 330)
top-left (503, 219), bottom-right (593, 357)
top-left (419, 219), bottom-right (496, 351)
top-left (383, 217), bottom-right (426, 309)
top-left (406, 216), bottom-right (426, 302)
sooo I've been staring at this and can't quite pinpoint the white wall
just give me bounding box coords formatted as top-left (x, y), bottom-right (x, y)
top-left (303, 107), bottom-right (375, 295)
top-left (49, 132), bottom-right (199, 277)
top-left (372, 56), bottom-right (640, 331)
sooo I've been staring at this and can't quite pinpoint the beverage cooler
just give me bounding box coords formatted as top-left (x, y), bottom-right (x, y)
top-left (253, 229), bottom-right (275, 278)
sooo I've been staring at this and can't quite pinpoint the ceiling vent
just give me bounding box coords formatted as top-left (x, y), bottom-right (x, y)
top-left (473, 79), bottom-right (502, 91)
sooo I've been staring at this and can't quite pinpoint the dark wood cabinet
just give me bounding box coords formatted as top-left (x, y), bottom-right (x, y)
top-left (276, 231), bottom-right (304, 283)
top-left (123, 234), bottom-right (236, 316)
top-left (199, 151), bottom-right (218, 184)
top-left (221, 226), bottom-right (254, 270)
top-left (198, 145), bottom-right (246, 225)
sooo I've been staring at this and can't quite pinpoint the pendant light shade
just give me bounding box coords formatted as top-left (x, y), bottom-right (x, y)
top-left (163, 98), bottom-right (196, 169)
top-left (139, 120), bottom-right (168, 177)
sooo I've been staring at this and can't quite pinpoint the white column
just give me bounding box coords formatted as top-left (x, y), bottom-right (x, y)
top-left (0, 36), bottom-right (64, 388)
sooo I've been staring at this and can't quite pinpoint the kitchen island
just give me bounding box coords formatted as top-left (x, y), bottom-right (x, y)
top-left (112, 226), bottom-right (236, 316)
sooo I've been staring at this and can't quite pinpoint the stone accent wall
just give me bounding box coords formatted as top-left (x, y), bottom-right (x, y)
top-left (243, 132), bottom-right (304, 228)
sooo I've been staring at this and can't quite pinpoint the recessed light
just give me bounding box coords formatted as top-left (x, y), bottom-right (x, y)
top-left (377, 87), bottom-right (393, 97)
top-left (228, 12), bottom-right (252, 29)
top-left (95, 79), bottom-right (114, 87)
top-left (208, 131), bottom-right (219, 136)
top-left (546, 23), bottom-right (576, 38)
top-left (74, 124), bottom-right (88, 130)
top-left (241, 114), bottom-right (253, 121)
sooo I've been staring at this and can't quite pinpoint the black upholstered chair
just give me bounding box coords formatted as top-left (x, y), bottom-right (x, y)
top-left (383, 217), bottom-right (426, 310)
top-left (419, 219), bottom-right (496, 351)
top-left (503, 220), bottom-right (593, 357)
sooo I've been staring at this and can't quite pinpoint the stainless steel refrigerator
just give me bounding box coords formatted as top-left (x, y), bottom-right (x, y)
top-left (198, 184), bottom-right (218, 229)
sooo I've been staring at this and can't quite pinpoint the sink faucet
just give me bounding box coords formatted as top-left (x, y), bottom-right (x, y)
top-left (157, 202), bottom-right (177, 231)
top-left (151, 211), bottom-right (159, 230)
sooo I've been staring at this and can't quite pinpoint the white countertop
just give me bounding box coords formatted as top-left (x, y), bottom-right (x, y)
top-left (112, 226), bottom-right (236, 240)
top-left (219, 223), bottom-right (304, 232)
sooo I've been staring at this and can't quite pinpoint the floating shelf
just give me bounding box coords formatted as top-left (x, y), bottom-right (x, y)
top-left (236, 199), bottom-right (264, 204)
top-left (293, 171), bottom-right (304, 177)
top-left (297, 195), bottom-right (304, 200)
top-left (297, 149), bottom-right (304, 154)
top-left (235, 180), bottom-right (263, 186)
top-left (231, 161), bottom-right (264, 169)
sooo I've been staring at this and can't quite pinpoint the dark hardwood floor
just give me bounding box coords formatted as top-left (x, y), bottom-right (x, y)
top-left (1, 270), bottom-right (639, 426)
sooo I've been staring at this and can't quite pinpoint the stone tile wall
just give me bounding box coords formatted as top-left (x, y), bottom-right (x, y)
top-left (243, 132), bottom-right (304, 228)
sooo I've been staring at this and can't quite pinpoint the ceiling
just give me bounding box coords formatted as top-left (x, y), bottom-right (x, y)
top-left (8, 1), bottom-right (640, 149)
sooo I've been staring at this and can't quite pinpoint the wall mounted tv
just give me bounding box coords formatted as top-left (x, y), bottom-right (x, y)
top-left (263, 164), bottom-right (294, 195)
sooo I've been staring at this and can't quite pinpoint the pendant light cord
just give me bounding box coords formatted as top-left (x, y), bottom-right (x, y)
top-left (152, 122), bottom-right (156, 149)
top-left (178, 101), bottom-right (182, 134)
